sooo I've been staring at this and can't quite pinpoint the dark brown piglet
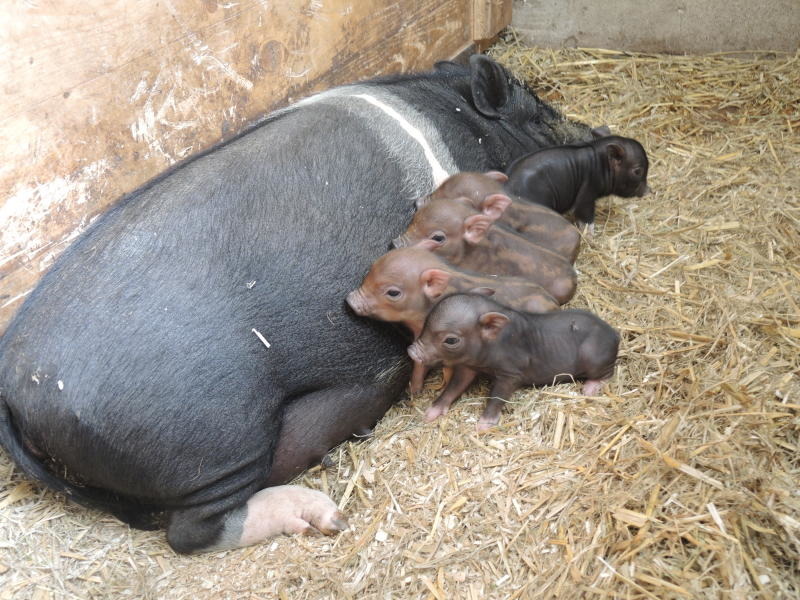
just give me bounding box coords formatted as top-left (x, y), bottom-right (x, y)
top-left (345, 247), bottom-right (559, 393)
top-left (393, 196), bottom-right (577, 304)
top-left (420, 171), bottom-right (580, 262)
top-left (408, 293), bottom-right (619, 431)
top-left (506, 134), bottom-right (650, 235)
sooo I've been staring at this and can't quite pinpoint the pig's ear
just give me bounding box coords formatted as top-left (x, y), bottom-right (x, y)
top-left (420, 268), bottom-right (450, 299)
top-left (481, 194), bottom-right (511, 221)
top-left (478, 312), bottom-right (510, 341)
top-left (591, 125), bottom-right (612, 138)
top-left (414, 238), bottom-right (440, 251)
top-left (607, 143), bottom-right (626, 165)
top-left (469, 55), bottom-right (510, 119)
top-left (434, 60), bottom-right (465, 74)
top-left (463, 214), bottom-right (492, 244)
top-left (484, 170), bottom-right (509, 183)
top-left (470, 287), bottom-right (496, 297)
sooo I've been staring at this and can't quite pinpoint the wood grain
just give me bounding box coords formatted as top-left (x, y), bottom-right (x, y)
top-left (0, 0), bottom-right (511, 332)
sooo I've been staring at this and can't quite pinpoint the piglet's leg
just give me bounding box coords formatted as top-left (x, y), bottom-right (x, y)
top-left (477, 378), bottom-right (519, 432)
top-left (582, 378), bottom-right (607, 396)
top-left (424, 367), bottom-right (477, 422)
top-left (439, 366), bottom-right (454, 389)
top-left (409, 361), bottom-right (429, 394)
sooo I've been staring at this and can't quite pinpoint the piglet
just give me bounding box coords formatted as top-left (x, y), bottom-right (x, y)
top-left (393, 196), bottom-right (577, 304)
top-left (346, 247), bottom-right (558, 393)
top-left (346, 247), bottom-right (558, 337)
top-left (505, 135), bottom-right (650, 235)
top-left (419, 171), bottom-right (581, 262)
top-left (408, 293), bottom-right (619, 431)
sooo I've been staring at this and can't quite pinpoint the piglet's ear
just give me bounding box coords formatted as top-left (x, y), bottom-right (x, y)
top-left (484, 170), bottom-right (508, 183)
top-left (607, 143), bottom-right (626, 164)
top-left (470, 287), bottom-right (496, 297)
top-left (479, 311), bottom-right (510, 341)
top-left (420, 268), bottom-right (450, 299)
top-left (591, 125), bottom-right (612, 139)
top-left (463, 214), bottom-right (492, 244)
top-left (469, 55), bottom-right (510, 119)
top-left (414, 238), bottom-right (440, 251)
top-left (480, 194), bottom-right (511, 221)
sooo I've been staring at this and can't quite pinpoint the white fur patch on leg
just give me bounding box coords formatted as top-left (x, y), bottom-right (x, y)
top-left (238, 485), bottom-right (348, 547)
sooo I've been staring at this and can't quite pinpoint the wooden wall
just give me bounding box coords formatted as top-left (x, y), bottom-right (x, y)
top-left (0, 0), bottom-right (512, 333)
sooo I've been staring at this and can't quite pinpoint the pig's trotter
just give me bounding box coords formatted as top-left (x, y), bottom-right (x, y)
top-left (582, 378), bottom-right (606, 396)
top-left (577, 221), bottom-right (595, 238)
top-left (424, 367), bottom-right (477, 422)
top-left (166, 485), bottom-right (348, 553)
top-left (424, 401), bottom-right (451, 421)
top-left (477, 397), bottom-right (504, 432)
top-left (240, 486), bottom-right (348, 541)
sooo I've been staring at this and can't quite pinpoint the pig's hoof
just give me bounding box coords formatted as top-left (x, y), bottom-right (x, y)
top-left (409, 381), bottom-right (423, 395)
top-left (582, 379), bottom-right (605, 396)
top-left (424, 403), bottom-right (448, 422)
top-left (241, 485), bottom-right (349, 543)
top-left (476, 417), bottom-right (499, 432)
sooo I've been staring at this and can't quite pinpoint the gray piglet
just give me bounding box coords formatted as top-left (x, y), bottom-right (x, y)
top-left (408, 293), bottom-right (620, 430)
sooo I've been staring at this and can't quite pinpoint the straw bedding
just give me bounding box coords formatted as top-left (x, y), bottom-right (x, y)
top-left (1, 37), bottom-right (798, 599)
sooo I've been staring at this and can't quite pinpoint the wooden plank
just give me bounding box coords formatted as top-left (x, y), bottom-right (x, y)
top-left (473, 0), bottom-right (513, 40)
top-left (0, 0), bottom-right (486, 333)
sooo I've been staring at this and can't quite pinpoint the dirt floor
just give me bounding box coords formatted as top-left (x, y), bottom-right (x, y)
top-left (1, 38), bottom-right (798, 599)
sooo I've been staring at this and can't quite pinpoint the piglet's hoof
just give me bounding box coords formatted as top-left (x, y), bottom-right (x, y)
top-left (577, 221), bottom-right (595, 239)
top-left (476, 416), bottom-right (500, 433)
top-left (582, 379), bottom-right (606, 396)
top-left (424, 402), bottom-right (449, 422)
top-left (240, 485), bottom-right (348, 545)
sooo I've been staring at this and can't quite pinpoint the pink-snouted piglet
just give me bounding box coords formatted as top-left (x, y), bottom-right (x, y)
top-left (505, 134), bottom-right (650, 235)
top-left (393, 196), bottom-right (577, 304)
top-left (345, 247), bottom-right (559, 393)
top-left (408, 293), bottom-right (619, 431)
top-left (419, 171), bottom-right (580, 262)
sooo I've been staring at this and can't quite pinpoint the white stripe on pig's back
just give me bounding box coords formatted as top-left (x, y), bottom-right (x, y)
top-left (293, 86), bottom-right (459, 201)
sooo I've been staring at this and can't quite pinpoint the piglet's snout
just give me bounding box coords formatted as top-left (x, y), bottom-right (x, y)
top-left (637, 182), bottom-right (651, 197)
top-left (346, 289), bottom-right (371, 316)
top-left (407, 341), bottom-right (426, 364)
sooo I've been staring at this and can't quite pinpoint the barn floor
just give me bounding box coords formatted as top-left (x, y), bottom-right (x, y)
top-left (1, 39), bottom-right (799, 599)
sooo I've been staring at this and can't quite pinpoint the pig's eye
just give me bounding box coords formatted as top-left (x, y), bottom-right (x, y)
top-left (430, 232), bottom-right (446, 244)
top-left (443, 336), bottom-right (460, 346)
top-left (632, 167), bottom-right (643, 176)
top-left (385, 288), bottom-right (402, 298)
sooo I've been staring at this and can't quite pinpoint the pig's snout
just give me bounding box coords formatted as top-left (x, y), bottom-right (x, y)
top-left (392, 234), bottom-right (411, 249)
top-left (346, 289), bottom-right (371, 317)
top-left (637, 182), bottom-right (651, 197)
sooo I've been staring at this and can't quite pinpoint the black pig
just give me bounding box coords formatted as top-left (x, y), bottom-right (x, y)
top-left (0, 55), bottom-right (599, 553)
top-left (506, 134), bottom-right (650, 235)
